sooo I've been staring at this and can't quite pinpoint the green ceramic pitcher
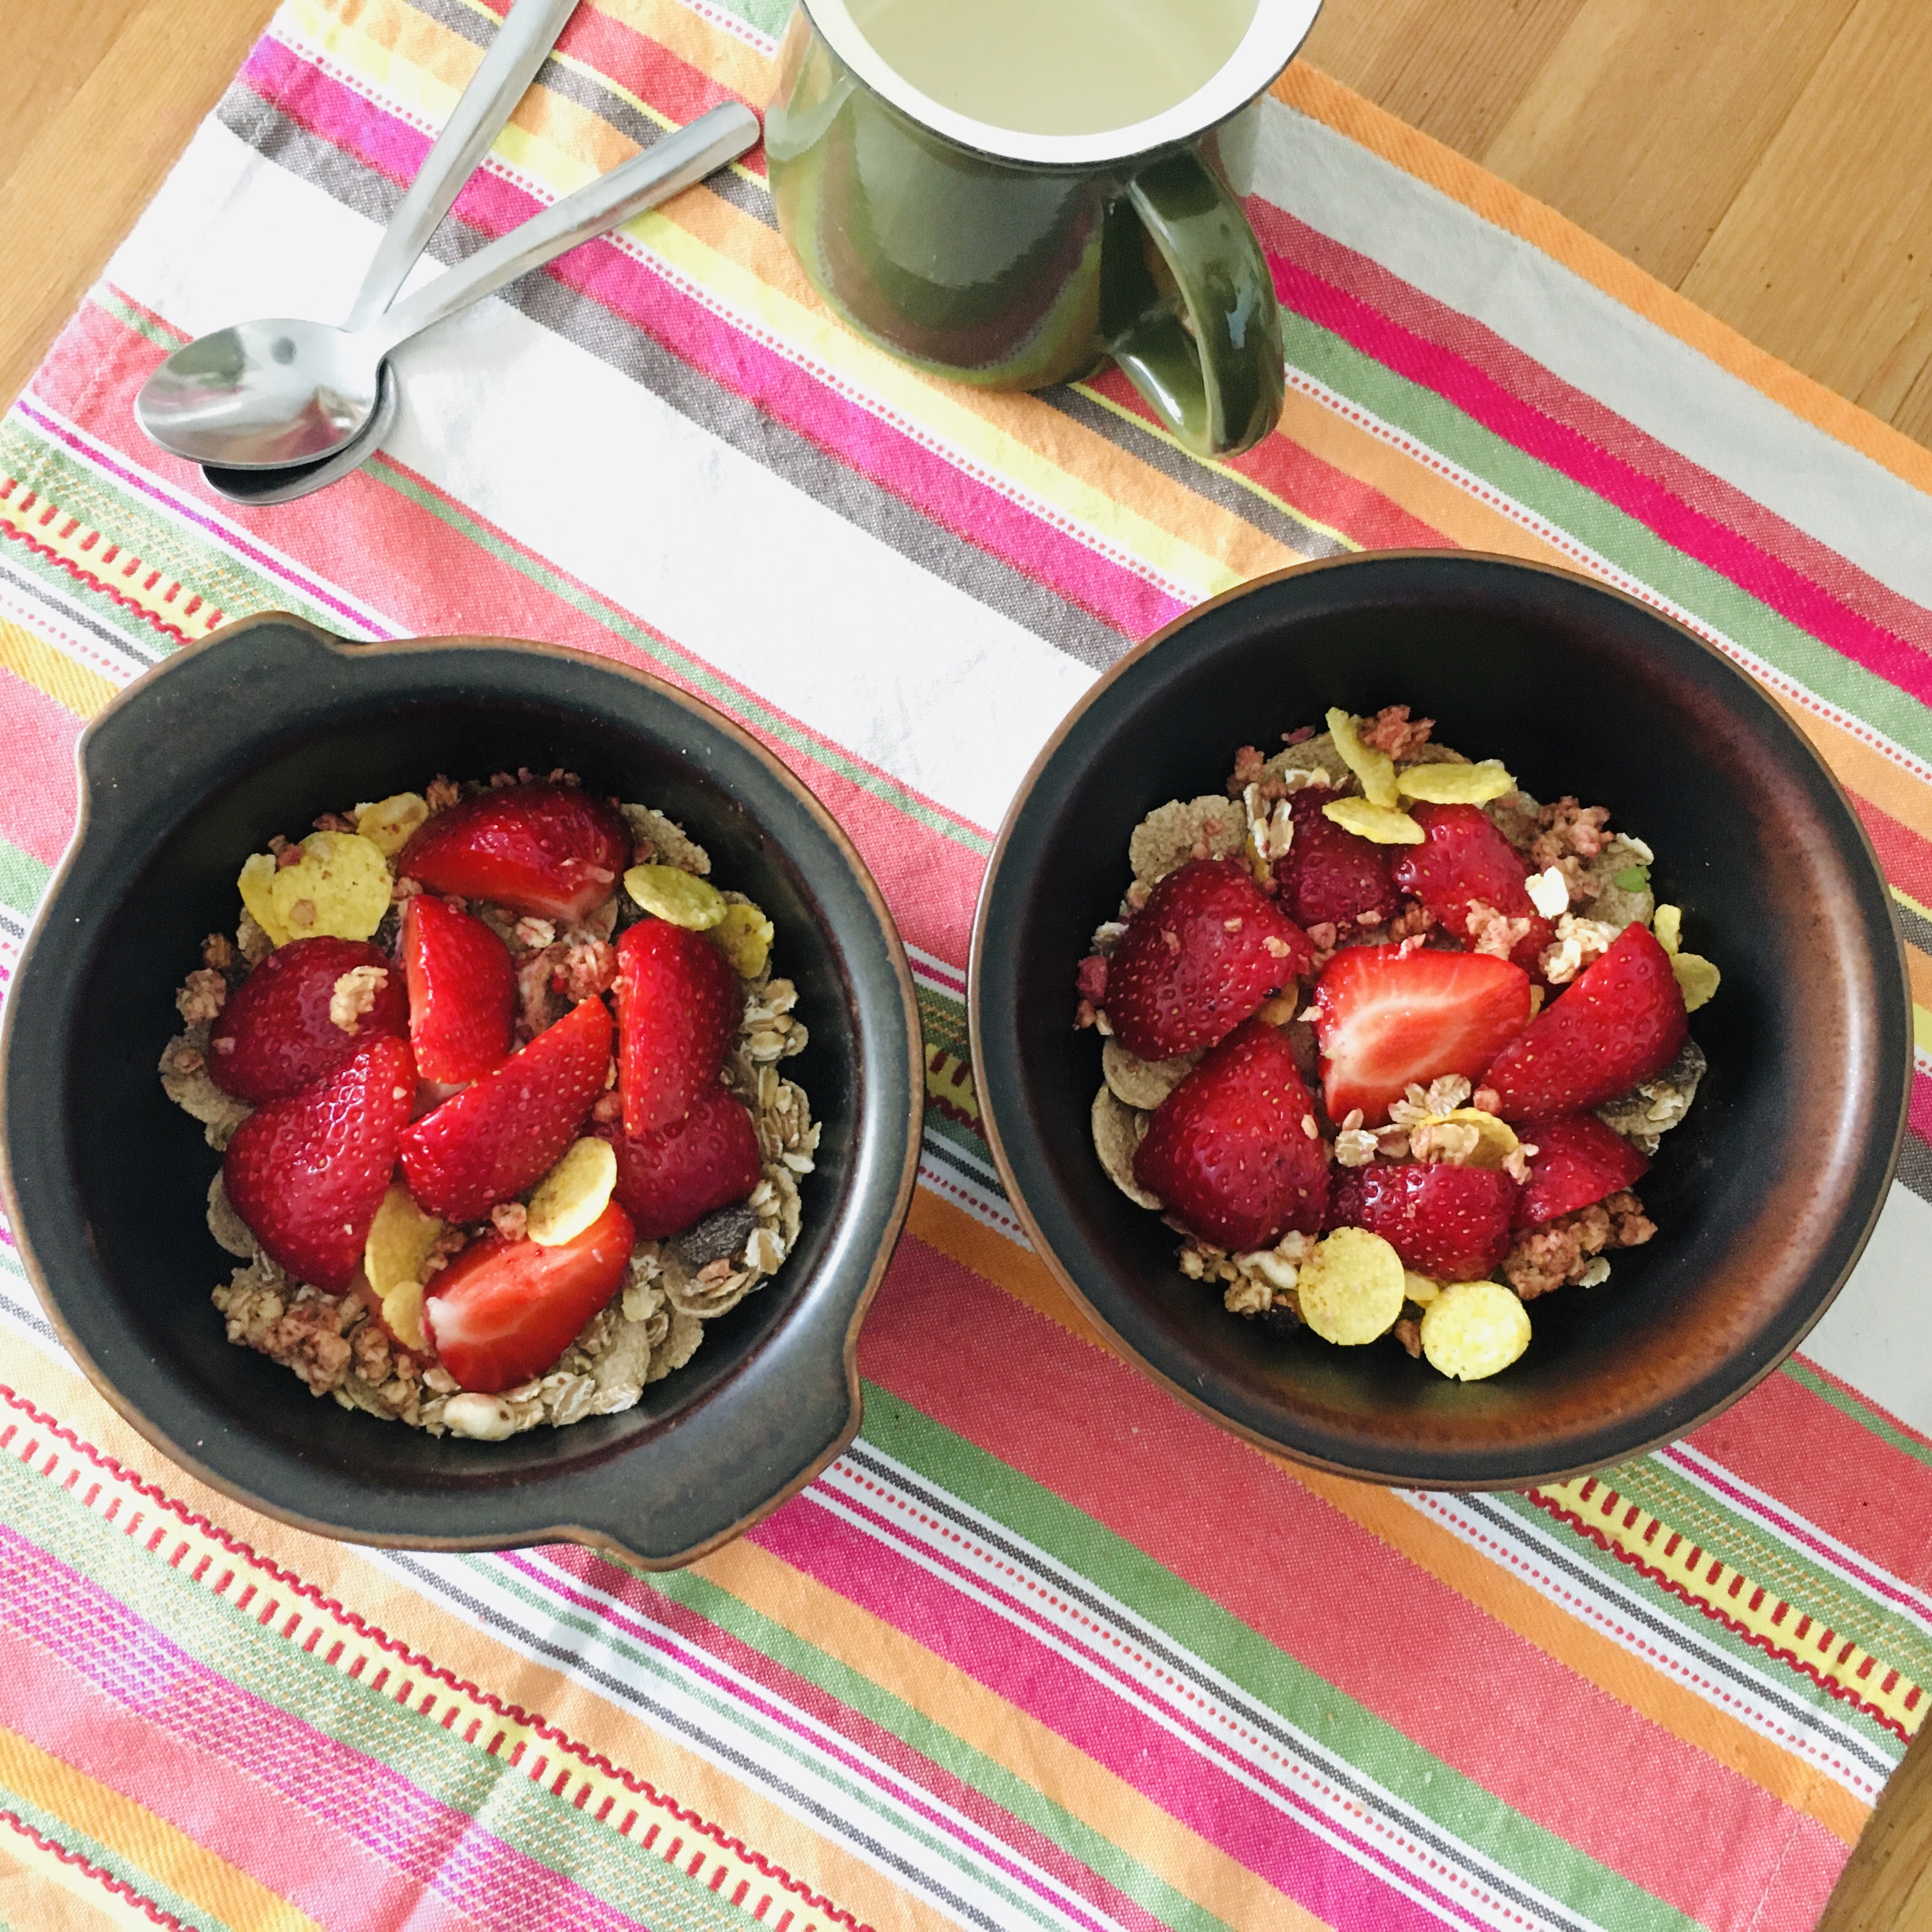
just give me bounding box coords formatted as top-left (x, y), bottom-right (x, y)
top-left (765, 0), bottom-right (1321, 459)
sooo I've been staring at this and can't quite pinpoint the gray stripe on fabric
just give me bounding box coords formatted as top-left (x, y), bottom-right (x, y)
top-left (1043, 382), bottom-right (1354, 565)
top-left (215, 85), bottom-right (1131, 671)
top-left (1892, 893), bottom-right (1932, 958)
top-left (1897, 1133), bottom-right (1932, 1209)
top-left (0, 557), bottom-right (167, 667)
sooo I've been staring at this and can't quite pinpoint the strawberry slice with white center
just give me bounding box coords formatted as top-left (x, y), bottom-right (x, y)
top-left (396, 781), bottom-right (629, 924)
top-left (401, 893), bottom-right (516, 1082)
top-left (1312, 944), bottom-right (1534, 1126)
top-left (222, 1035), bottom-right (418, 1292)
top-left (424, 1199), bottom-right (635, 1393)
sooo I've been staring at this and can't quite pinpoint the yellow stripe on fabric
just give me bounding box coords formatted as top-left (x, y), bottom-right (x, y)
top-left (0, 1726), bottom-right (321, 1932)
top-left (0, 618), bottom-right (118, 719)
top-left (905, 1190), bottom-right (1873, 1842)
top-left (0, 494), bottom-right (224, 645)
top-left (0, 1330), bottom-right (920, 1932)
top-left (1272, 64), bottom-right (1932, 504)
top-left (0, 1829), bottom-right (151, 1932)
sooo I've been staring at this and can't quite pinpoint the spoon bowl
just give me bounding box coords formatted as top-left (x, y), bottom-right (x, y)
top-left (203, 364), bottom-right (403, 506)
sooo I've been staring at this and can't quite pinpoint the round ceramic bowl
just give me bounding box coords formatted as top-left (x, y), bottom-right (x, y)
top-left (971, 553), bottom-right (1910, 1488)
top-left (1, 614), bottom-right (922, 1564)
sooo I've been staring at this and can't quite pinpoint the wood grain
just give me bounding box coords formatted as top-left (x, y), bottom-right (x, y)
top-left (0, 0), bottom-right (1929, 1919)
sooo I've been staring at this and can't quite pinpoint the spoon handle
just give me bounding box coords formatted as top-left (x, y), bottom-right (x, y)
top-left (367, 102), bottom-right (761, 358)
top-left (344, 0), bottom-right (581, 332)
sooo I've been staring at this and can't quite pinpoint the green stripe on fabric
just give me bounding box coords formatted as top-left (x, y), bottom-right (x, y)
top-left (0, 1460), bottom-right (760, 1932)
top-left (917, 982), bottom-right (971, 1062)
top-left (857, 1385), bottom-right (1694, 1932)
top-left (90, 286), bottom-right (186, 355)
top-left (1283, 317), bottom-right (1932, 770)
top-left (0, 1782), bottom-right (229, 1932)
top-left (707, 0), bottom-right (790, 40)
top-left (0, 839), bottom-right (49, 919)
top-left (1782, 1358), bottom-right (1932, 1474)
top-left (625, 1556), bottom-right (1233, 1932)
top-left (367, 458), bottom-right (995, 859)
top-left (448, 1551), bottom-right (1074, 1932)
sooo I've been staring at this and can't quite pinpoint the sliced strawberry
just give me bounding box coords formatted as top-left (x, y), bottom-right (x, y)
top-left (424, 1199), bottom-right (635, 1393)
top-left (398, 996), bottom-right (613, 1222)
top-left (1106, 859), bottom-right (1312, 1061)
top-left (1273, 788), bottom-right (1399, 930)
top-left (614, 920), bottom-right (744, 1135)
top-left (1131, 1018), bottom-right (1329, 1251)
top-left (206, 936), bottom-right (406, 1103)
top-left (395, 782), bottom-right (629, 924)
top-left (598, 1086), bottom-right (762, 1241)
top-left (1391, 802), bottom-right (1551, 970)
top-left (222, 1036), bottom-right (417, 1291)
top-left (1312, 945), bottom-right (1534, 1126)
top-left (1329, 1162), bottom-right (1518, 1282)
top-left (1512, 1114), bottom-right (1650, 1227)
top-left (1484, 923), bottom-right (1688, 1121)
top-left (401, 894), bottom-right (516, 1083)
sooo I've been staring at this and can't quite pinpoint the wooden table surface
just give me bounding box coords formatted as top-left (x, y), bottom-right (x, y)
top-left (1, 0), bottom-right (1929, 1924)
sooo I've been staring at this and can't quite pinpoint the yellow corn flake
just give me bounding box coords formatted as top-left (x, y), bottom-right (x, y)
top-left (260, 831), bottom-right (391, 944)
top-left (1297, 1227), bottom-right (1406, 1345)
top-left (1420, 1280), bottom-right (1531, 1381)
top-left (526, 1137), bottom-right (618, 1247)
top-left (355, 792), bottom-right (429, 856)
top-left (709, 900), bottom-right (776, 978)
top-left (363, 1184), bottom-right (443, 1352)
top-left (1395, 759), bottom-right (1517, 806)
top-left (1422, 1108), bottom-right (1519, 1170)
top-left (1652, 903), bottom-right (1682, 955)
top-left (1403, 1271), bottom-right (1443, 1307)
top-left (237, 851), bottom-right (295, 947)
top-left (625, 863), bottom-right (728, 931)
top-left (1326, 708), bottom-right (1399, 809)
top-left (1322, 797), bottom-right (1425, 845)
top-left (1672, 952), bottom-right (1721, 1013)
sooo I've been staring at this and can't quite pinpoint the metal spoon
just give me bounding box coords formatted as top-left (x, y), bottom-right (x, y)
top-left (141, 101), bottom-right (761, 471)
top-left (201, 0), bottom-right (581, 507)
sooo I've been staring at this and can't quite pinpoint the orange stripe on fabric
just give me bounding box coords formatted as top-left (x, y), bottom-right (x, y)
top-left (581, 0), bottom-right (779, 110)
top-left (0, 1723), bottom-right (321, 1932)
top-left (1272, 64), bottom-right (1932, 503)
top-left (907, 1192), bottom-right (1867, 1841)
top-left (0, 617), bottom-right (118, 719)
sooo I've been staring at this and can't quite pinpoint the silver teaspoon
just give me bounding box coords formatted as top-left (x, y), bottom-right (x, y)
top-left (140, 100), bottom-right (760, 471)
top-left (201, 0), bottom-right (581, 505)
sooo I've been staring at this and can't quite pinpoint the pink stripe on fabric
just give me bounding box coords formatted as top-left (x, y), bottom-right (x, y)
top-left (515, 1547), bottom-right (1171, 1932)
top-left (858, 1237), bottom-right (1848, 1928)
top-left (0, 1525), bottom-right (657, 1932)
top-left (0, 668), bottom-right (80, 866)
top-left (1252, 207), bottom-right (1932, 712)
top-left (1252, 203), bottom-right (1932, 668)
top-left (749, 1496), bottom-right (1478, 1932)
top-left (0, 1619), bottom-right (486, 1932)
top-left (240, 36), bottom-right (1182, 643)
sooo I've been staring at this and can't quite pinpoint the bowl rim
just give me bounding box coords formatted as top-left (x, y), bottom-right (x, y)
top-left (0, 611), bottom-right (925, 1565)
top-left (968, 549), bottom-right (1911, 1489)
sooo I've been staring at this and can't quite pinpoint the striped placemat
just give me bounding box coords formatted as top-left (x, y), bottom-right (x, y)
top-left (1, 1), bottom-right (1929, 1926)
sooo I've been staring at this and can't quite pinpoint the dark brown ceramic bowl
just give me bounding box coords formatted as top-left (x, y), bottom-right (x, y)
top-left (970, 553), bottom-right (1910, 1488)
top-left (0, 613), bottom-right (922, 1564)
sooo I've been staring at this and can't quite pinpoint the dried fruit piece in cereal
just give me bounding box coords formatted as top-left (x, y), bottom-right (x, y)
top-left (1105, 859), bottom-right (1312, 1060)
top-left (1420, 1280), bottom-right (1531, 1381)
top-left (1296, 1227), bottom-right (1406, 1345)
top-left (624, 864), bottom-right (728, 930)
top-left (222, 1036), bottom-right (417, 1292)
top-left (356, 792), bottom-right (429, 856)
top-left (598, 1086), bottom-right (762, 1240)
top-left (401, 894), bottom-right (516, 1083)
top-left (1512, 1114), bottom-right (1650, 1227)
top-left (399, 997), bottom-right (614, 1222)
top-left (1391, 803), bottom-right (1551, 971)
top-left (208, 936), bottom-right (406, 1103)
top-left (614, 920), bottom-right (744, 1135)
top-left (1483, 923), bottom-right (1688, 1121)
top-left (1395, 760), bottom-right (1517, 805)
top-left (424, 1199), bottom-right (635, 1393)
top-left (527, 1137), bottom-right (619, 1247)
top-left (1091, 1085), bottom-right (1161, 1208)
top-left (709, 901), bottom-right (775, 978)
top-left (362, 1184), bottom-right (443, 1350)
top-left (1132, 1018), bottom-right (1329, 1251)
top-left (1101, 1038), bottom-right (1196, 1110)
top-left (1328, 1161), bottom-right (1519, 1282)
top-left (397, 781), bottom-right (629, 923)
top-left (1321, 797), bottom-right (1423, 845)
top-left (1274, 789), bottom-right (1400, 930)
top-left (1312, 944), bottom-right (1534, 1126)
top-left (1325, 709), bottom-right (1399, 808)
top-left (265, 832), bottom-right (393, 944)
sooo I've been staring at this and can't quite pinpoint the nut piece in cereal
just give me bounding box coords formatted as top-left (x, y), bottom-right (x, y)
top-left (1321, 796), bottom-right (1423, 845)
top-left (1325, 709), bottom-right (1399, 808)
top-left (1395, 759), bottom-right (1516, 806)
top-left (1128, 796), bottom-right (1246, 887)
top-left (527, 1137), bottom-right (619, 1247)
top-left (355, 792), bottom-right (429, 856)
top-left (1420, 1280), bottom-right (1531, 1381)
top-left (624, 863), bottom-right (728, 930)
top-left (1296, 1228), bottom-right (1406, 1346)
top-left (1092, 1085), bottom-right (1162, 1209)
top-left (1101, 1038), bottom-right (1197, 1111)
top-left (709, 900), bottom-right (775, 978)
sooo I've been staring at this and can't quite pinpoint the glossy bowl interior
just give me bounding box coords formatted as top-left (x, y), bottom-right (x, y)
top-left (972, 553), bottom-right (1910, 1487)
top-left (1, 615), bottom-right (921, 1562)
